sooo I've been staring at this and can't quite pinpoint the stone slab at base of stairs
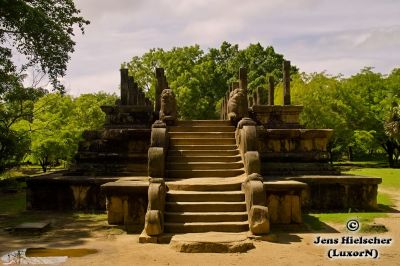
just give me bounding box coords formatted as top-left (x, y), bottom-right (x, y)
top-left (169, 232), bottom-right (255, 253)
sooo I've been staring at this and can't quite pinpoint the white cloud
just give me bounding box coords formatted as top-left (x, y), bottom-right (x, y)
top-left (63, 0), bottom-right (400, 94)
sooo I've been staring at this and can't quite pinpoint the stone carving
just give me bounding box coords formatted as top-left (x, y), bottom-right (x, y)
top-left (159, 88), bottom-right (177, 122)
top-left (249, 205), bottom-right (270, 234)
top-left (242, 173), bottom-right (269, 235)
top-left (227, 88), bottom-right (247, 122)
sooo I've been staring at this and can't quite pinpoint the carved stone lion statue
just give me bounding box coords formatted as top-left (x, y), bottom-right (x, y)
top-left (159, 88), bottom-right (177, 122)
top-left (227, 88), bottom-right (247, 122)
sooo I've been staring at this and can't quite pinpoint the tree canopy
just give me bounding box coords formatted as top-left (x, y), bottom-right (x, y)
top-left (0, 0), bottom-right (89, 91)
top-left (290, 67), bottom-right (400, 166)
top-left (0, 0), bottom-right (89, 171)
top-left (126, 42), bottom-right (297, 119)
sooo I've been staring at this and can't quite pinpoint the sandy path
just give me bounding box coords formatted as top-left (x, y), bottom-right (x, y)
top-left (1, 188), bottom-right (399, 266)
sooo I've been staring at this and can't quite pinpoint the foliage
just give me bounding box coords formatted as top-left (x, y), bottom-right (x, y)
top-left (291, 68), bottom-right (399, 166)
top-left (0, 0), bottom-right (89, 91)
top-left (344, 167), bottom-right (400, 190)
top-left (126, 42), bottom-right (295, 119)
top-left (0, 0), bottom-right (89, 171)
top-left (28, 92), bottom-right (117, 172)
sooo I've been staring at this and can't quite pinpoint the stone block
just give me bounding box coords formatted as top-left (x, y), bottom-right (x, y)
top-left (107, 196), bottom-right (124, 225)
top-left (244, 151), bottom-right (260, 175)
top-left (249, 205), bottom-right (270, 235)
top-left (148, 147), bottom-right (165, 178)
top-left (291, 195), bottom-right (302, 223)
top-left (279, 195), bottom-right (292, 224)
top-left (145, 210), bottom-right (163, 236)
top-left (266, 194), bottom-right (279, 223)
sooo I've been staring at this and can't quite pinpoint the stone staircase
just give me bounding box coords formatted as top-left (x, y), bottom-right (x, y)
top-left (164, 120), bottom-right (248, 233)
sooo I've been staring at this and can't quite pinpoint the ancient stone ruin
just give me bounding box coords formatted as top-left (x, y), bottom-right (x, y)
top-left (26, 62), bottom-right (381, 247)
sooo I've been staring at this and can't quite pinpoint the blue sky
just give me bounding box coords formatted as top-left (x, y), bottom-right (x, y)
top-left (61, 0), bottom-right (400, 95)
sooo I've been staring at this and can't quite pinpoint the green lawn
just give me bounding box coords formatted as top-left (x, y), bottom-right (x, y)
top-left (305, 166), bottom-right (399, 231)
top-left (343, 167), bottom-right (400, 190)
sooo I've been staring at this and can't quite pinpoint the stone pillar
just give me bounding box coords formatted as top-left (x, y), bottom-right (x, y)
top-left (155, 68), bottom-right (164, 114)
top-left (120, 69), bottom-right (129, 105)
top-left (283, 60), bottom-right (291, 105)
top-left (239, 68), bottom-right (247, 96)
top-left (127, 76), bottom-right (137, 105)
top-left (248, 96), bottom-right (253, 107)
top-left (268, 76), bottom-right (274, 106)
top-left (253, 92), bottom-right (258, 106)
top-left (256, 87), bottom-right (263, 105)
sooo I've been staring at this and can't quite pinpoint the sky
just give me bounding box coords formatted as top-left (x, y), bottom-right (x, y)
top-left (62, 0), bottom-right (400, 95)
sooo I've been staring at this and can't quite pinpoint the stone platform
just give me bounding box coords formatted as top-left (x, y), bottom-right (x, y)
top-left (169, 232), bottom-right (255, 253)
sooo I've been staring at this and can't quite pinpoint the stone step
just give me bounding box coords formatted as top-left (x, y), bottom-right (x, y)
top-left (169, 145), bottom-right (238, 151)
top-left (164, 221), bottom-right (248, 233)
top-left (167, 178), bottom-right (243, 191)
top-left (168, 150), bottom-right (239, 156)
top-left (176, 120), bottom-right (232, 127)
top-left (166, 190), bottom-right (245, 202)
top-left (165, 212), bottom-right (248, 223)
top-left (168, 155), bottom-right (242, 163)
top-left (169, 126), bottom-right (235, 133)
top-left (170, 138), bottom-right (236, 146)
top-left (166, 169), bottom-right (245, 178)
top-left (167, 162), bottom-right (244, 171)
top-left (165, 202), bottom-right (246, 212)
top-left (169, 132), bottom-right (235, 139)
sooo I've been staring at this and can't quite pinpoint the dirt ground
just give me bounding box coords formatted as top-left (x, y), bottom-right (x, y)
top-left (0, 189), bottom-right (399, 266)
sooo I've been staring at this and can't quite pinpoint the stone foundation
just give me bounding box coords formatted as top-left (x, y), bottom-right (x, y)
top-left (263, 181), bottom-right (306, 224)
top-left (287, 175), bottom-right (381, 211)
top-left (101, 179), bottom-right (148, 233)
top-left (26, 173), bottom-right (118, 211)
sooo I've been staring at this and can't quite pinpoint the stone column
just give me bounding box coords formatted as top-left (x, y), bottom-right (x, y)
top-left (253, 91), bottom-right (258, 106)
top-left (155, 68), bottom-right (164, 114)
top-left (127, 76), bottom-right (137, 105)
top-left (239, 68), bottom-right (247, 96)
top-left (120, 69), bottom-right (129, 105)
top-left (283, 60), bottom-right (291, 106)
top-left (256, 87), bottom-right (263, 105)
top-left (268, 76), bottom-right (275, 106)
top-left (232, 82), bottom-right (239, 91)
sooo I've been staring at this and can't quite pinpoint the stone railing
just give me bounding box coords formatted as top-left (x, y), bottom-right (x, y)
top-left (236, 117), bottom-right (270, 235)
top-left (144, 120), bottom-right (168, 236)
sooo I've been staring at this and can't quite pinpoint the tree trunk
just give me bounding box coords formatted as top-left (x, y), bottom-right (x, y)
top-left (382, 140), bottom-right (395, 168)
top-left (348, 146), bottom-right (353, 161)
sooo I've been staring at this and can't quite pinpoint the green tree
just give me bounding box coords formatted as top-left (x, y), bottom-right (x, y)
top-left (28, 92), bottom-right (117, 172)
top-left (0, 0), bottom-right (89, 171)
top-left (126, 42), bottom-right (293, 119)
top-left (0, 0), bottom-right (89, 91)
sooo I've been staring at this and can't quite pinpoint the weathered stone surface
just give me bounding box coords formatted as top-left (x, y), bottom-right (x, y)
top-left (106, 196), bottom-right (124, 225)
top-left (150, 126), bottom-right (167, 148)
top-left (169, 232), bottom-right (255, 253)
top-left (283, 60), bottom-right (291, 105)
top-left (148, 147), bottom-right (165, 178)
top-left (148, 182), bottom-right (166, 212)
top-left (227, 88), bottom-right (247, 122)
top-left (13, 221), bottom-right (51, 233)
top-left (249, 205), bottom-right (270, 234)
top-left (102, 180), bottom-right (148, 231)
top-left (244, 151), bottom-right (260, 175)
top-left (267, 194), bottom-right (279, 223)
top-left (145, 210), bottom-right (163, 236)
top-left (70, 185), bottom-right (90, 209)
top-left (291, 195), bottom-right (302, 223)
top-left (288, 175), bottom-right (382, 211)
top-left (159, 88), bottom-right (177, 122)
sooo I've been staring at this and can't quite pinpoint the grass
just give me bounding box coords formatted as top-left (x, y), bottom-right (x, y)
top-left (304, 173), bottom-right (397, 232)
top-left (0, 191), bottom-right (26, 214)
top-left (343, 167), bottom-right (400, 190)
